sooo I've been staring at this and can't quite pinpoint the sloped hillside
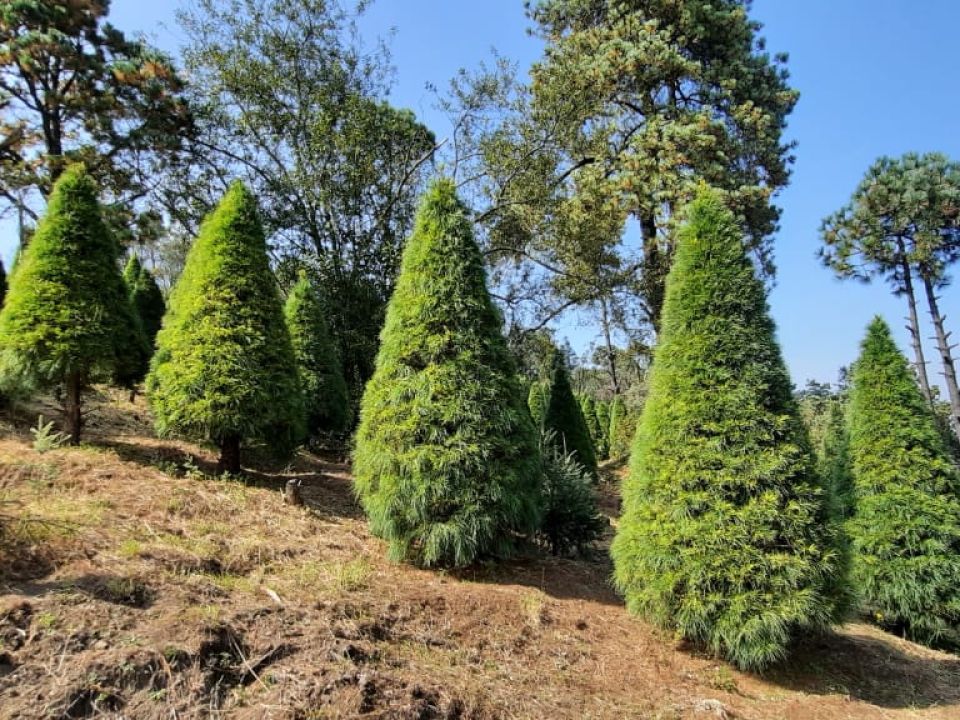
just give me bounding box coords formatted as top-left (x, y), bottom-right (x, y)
top-left (0, 394), bottom-right (958, 719)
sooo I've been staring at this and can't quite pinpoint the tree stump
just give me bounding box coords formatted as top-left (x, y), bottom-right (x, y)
top-left (284, 478), bottom-right (304, 506)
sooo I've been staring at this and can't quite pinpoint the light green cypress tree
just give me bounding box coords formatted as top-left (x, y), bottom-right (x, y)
top-left (612, 189), bottom-right (839, 671)
top-left (579, 393), bottom-right (602, 457)
top-left (147, 181), bottom-right (304, 473)
top-left (607, 395), bottom-right (634, 461)
top-left (284, 273), bottom-right (350, 435)
top-left (846, 317), bottom-right (960, 648)
top-left (594, 399), bottom-right (611, 459)
top-left (527, 380), bottom-right (550, 430)
top-left (353, 179), bottom-right (541, 567)
top-left (544, 351), bottom-right (597, 477)
top-left (0, 165), bottom-right (141, 443)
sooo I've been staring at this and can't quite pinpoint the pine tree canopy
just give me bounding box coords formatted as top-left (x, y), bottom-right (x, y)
top-left (0, 164), bottom-right (141, 441)
top-left (147, 181), bottom-right (305, 472)
top-left (544, 351), bottom-right (597, 477)
top-left (284, 273), bottom-right (350, 435)
top-left (611, 188), bottom-right (839, 671)
top-left (353, 178), bottom-right (542, 568)
top-left (846, 316), bottom-right (960, 648)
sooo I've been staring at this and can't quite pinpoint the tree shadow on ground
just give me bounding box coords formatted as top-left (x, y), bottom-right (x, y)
top-left (764, 626), bottom-right (960, 709)
top-left (103, 437), bottom-right (364, 522)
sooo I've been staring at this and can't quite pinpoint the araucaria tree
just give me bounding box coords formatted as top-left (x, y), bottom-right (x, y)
top-left (147, 181), bottom-right (304, 473)
top-left (284, 273), bottom-right (350, 436)
top-left (354, 179), bottom-right (541, 568)
top-left (0, 165), bottom-right (141, 442)
top-left (612, 189), bottom-right (839, 671)
top-left (544, 351), bottom-right (597, 477)
top-left (846, 317), bottom-right (960, 648)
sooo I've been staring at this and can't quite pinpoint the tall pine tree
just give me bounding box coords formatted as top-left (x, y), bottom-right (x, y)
top-left (147, 181), bottom-right (304, 473)
top-left (543, 351), bottom-right (597, 477)
top-left (612, 189), bottom-right (839, 671)
top-left (284, 273), bottom-right (350, 435)
top-left (0, 165), bottom-right (141, 442)
top-left (354, 179), bottom-right (541, 567)
top-left (846, 317), bottom-right (960, 648)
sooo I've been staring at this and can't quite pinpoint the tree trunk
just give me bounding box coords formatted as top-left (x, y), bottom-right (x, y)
top-left (218, 434), bottom-right (242, 475)
top-left (921, 272), bottom-right (960, 441)
top-left (639, 212), bottom-right (666, 335)
top-left (64, 373), bottom-right (82, 445)
top-left (900, 258), bottom-right (933, 405)
top-left (599, 298), bottom-right (621, 395)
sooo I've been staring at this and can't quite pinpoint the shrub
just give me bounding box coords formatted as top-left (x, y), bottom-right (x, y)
top-left (611, 188), bottom-right (840, 671)
top-left (354, 179), bottom-right (541, 567)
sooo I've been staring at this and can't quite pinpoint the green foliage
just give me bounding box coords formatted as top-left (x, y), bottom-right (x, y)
top-left (284, 274), bottom-right (350, 435)
top-left (353, 179), bottom-right (541, 568)
top-left (0, 165), bottom-right (141, 439)
top-left (123, 255), bottom-right (165, 348)
top-left (611, 189), bottom-right (839, 671)
top-left (0, 259), bottom-right (6, 308)
top-left (0, 0), bottom-right (192, 225)
top-left (594, 399), bottom-right (611, 459)
top-left (538, 430), bottom-right (605, 557)
top-left (527, 380), bottom-right (550, 430)
top-left (607, 396), bottom-right (635, 461)
top-left (846, 317), bottom-right (960, 648)
top-left (578, 393), bottom-right (603, 457)
top-left (147, 181), bottom-right (305, 469)
top-left (544, 352), bottom-right (597, 477)
top-left (30, 415), bottom-right (68, 454)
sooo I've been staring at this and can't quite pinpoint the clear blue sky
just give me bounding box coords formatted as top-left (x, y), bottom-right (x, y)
top-left (4, 0), bottom-right (959, 392)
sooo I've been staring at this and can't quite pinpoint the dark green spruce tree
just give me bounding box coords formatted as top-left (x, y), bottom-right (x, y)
top-left (284, 273), bottom-right (350, 436)
top-left (147, 181), bottom-right (304, 473)
top-left (543, 351), bottom-right (597, 477)
top-left (611, 189), bottom-right (840, 671)
top-left (354, 179), bottom-right (541, 567)
top-left (846, 317), bottom-right (960, 648)
top-left (0, 165), bottom-right (141, 443)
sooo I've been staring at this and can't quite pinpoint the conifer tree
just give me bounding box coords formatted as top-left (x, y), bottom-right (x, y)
top-left (527, 380), bottom-right (550, 430)
top-left (0, 165), bottom-right (141, 443)
top-left (284, 273), bottom-right (350, 435)
top-left (147, 181), bottom-right (304, 473)
top-left (846, 317), bottom-right (960, 648)
top-left (123, 255), bottom-right (165, 349)
top-left (354, 179), bottom-right (541, 567)
top-left (612, 189), bottom-right (839, 671)
top-left (607, 396), bottom-right (634, 461)
top-left (579, 394), bottom-right (602, 456)
top-left (543, 351), bottom-right (597, 477)
top-left (594, 399), bottom-right (611, 459)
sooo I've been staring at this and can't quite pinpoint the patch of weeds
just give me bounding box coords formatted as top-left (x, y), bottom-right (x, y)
top-left (520, 590), bottom-right (548, 628)
top-left (709, 665), bottom-right (739, 694)
top-left (118, 539), bottom-right (142, 558)
top-left (194, 572), bottom-right (254, 594)
top-left (34, 611), bottom-right (58, 629)
top-left (329, 557), bottom-right (372, 592)
top-left (184, 604), bottom-right (222, 626)
top-left (87, 576), bottom-right (154, 607)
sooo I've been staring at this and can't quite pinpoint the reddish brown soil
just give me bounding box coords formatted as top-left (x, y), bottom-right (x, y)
top-left (0, 392), bottom-right (957, 719)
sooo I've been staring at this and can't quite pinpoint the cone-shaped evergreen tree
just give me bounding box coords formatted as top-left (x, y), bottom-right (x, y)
top-left (123, 255), bottom-right (165, 349)
top-left (579, 394), bottom-right (602, 456)
top-left (528, 380), bottom-right (550, 430)
top-left (147, 181), bottom-right (304, 473)
top-left (544, 351), bottom-right (597, 477)
top-left (284, 273), bottom-right (350, 435)
top-left (847, 317), bottom-right (960, 648)
top-left (611, 189), bottom-right (838, 671)
top-left (818, 398), bottom-right (856, 621)
top-left (595, 399), bottom-right (611, 460)
top-left (607, 395), bottom-right (634, 461)
top-left (0, 165), bottom-right (141, 443)
top-left (354, 179), bottom-right (541, 568)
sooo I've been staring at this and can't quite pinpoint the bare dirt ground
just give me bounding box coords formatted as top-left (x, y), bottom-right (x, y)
top-left (1, 391), bottom-right (958, 719)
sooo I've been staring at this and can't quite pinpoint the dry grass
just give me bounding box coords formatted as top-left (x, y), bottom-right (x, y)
top-left (0, 391), bottom-right (958, 719)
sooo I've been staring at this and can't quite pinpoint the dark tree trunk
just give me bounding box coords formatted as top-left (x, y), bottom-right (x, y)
top-left (900, 257), bottom-right (933, 405)
top-left (921, 272), bottom-right (960, 441)
top-left (218, 434), bottom-right (242, 475)
top-left (639, 212), bottom-right (667, 334)
top-left (64, 373), bottom-right (82, 445)
top-left (599, 298), bottom-right (621, 395)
